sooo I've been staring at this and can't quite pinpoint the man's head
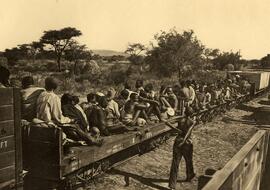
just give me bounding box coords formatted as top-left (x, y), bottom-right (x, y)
top-left (120, 89), bottom-right (129, 100)
top-left (135, 79), bottom-right (143, 88)
top-left (185, 106), bottom-right (194, 117)
top-left (87, 93), bottom-right (96, 103)
top-left (21, 76), bottom-right (34, 89)
top-left (180, 80), bottom-right (186, 88)
top-left (97, 95), bottom-right (108, 109)
top-left (144, 83), bottom-right (153, 92)
top-left (106, 87), bottom-right (116, 101)
top-left (186, 80), bottom-right (191, 87)
top-left (199, 85), bottom-right (206, 92)
top-left (166, 87), bottom-right (174, 95)
top-left (72, 96), bottom-right (80, 105)
top-left (45, 77), bottom-right (58, 91)
top-left (61, 93), bottom-right (74, 105)
top-left (0, 66), bottom-right (10, 87)
top-left (124, 81), bottom-right (131, 90)
top-left (130, 93), bottom-right (139, 102)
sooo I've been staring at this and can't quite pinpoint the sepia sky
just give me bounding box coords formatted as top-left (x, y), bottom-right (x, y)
top-left (0, 0), bottom-right (270, 59)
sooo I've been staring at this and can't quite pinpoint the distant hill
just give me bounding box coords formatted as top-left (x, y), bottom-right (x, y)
top-left (92, 49), bottom-right (128, 57)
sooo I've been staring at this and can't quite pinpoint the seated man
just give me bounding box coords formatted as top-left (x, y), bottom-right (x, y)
top-left (106, 87), bottom-right (120, 119)
top-left (36, 77), bottom-right (102, 146)
top-left (205, 85), bottom-right (212, 108)
top-left (84, 92), bottom-right (98, 113)
top-left (61, 93), bottom-right (89, 132)
top-left (124, 81), bottom-right (136, 100)
top-left (121, 93), bottom-right (148, 126)
top-left (88, 95), bottom-right (110, 136)
top-left (159, 86), bottom-right (178, 117)
top-left (208, 84), bottom-right (218, 105)
top-left (215, 83), bottom-right (225, 104)
top-left (140, 83), bottom-right (164, 122)
top-left (165, 87), bottom-right (178, 112)
top-left (196, 85), bottom-right (207, 110)
top-left (116, 89), bottom-right (131, 110)
top-left (0, 66), bottom-right (10, 88)
top-left (186, 80), bottom-right (196, 106)
top-left (21, 76), bottom-right (45, 121)
top-left (135, 79), bottom-right (145, 95)
top-left (177, 81), bottom-right (190, 115)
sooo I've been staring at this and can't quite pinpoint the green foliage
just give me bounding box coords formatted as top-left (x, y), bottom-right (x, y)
top-left (64, 41), bottom-right (92, 62)
top-left (225, 63), bottom-right (235, 71)
top-left (3, 47), bottom-right (24, 65)
top-left (260, 54), bottom-right (270, 68)
top-left (212, 51), bottom-right (241, 70)
top-left (105, 64), bottom-right (128, 85)
top-left (40, 27), bottom-right (82, 71)
top-left (64, 41), bottom-right (92, 74)
top-left (146, 29), bottom-right (205, 78)
top-left (125, 43), bottom-right (146, 71)
top-left (0, 56), bottom-right (8, 67)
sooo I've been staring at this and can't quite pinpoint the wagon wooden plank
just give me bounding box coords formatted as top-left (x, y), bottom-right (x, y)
top-left (0, 150), bottom-right (15, 169)
top-left (0, 120), bottom-right (14, 138)
top-left (13, 88), bottom-right (23, 187)
top-left (0, 106), bottom-right (14, 121)
top-left (0, 88), bottom-right (13, 106)
top-left (0, 135), bottom-right (15, 154)
top-left (0, 165), bottom-right (15, 183)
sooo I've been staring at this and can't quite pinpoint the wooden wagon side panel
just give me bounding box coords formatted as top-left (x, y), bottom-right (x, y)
top-left (25, 126), bottom-right (63, 181)
top-left (0, 88), bottom-right (23, 189)
top-left (14, 88), bottom-right (23, 189)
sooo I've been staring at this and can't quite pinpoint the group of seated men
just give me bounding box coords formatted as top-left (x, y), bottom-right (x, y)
top-left (0, 65), bottom-right (251, 146)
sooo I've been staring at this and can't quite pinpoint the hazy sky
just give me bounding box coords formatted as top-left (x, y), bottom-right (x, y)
top-left (0, 0), bottom-right (270, 59)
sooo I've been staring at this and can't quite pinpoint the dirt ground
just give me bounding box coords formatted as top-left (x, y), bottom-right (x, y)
top-left (86, 97), bottom-right (269, 190)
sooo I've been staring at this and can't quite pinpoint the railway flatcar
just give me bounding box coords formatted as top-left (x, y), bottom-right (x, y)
top-left (228, 70), bottom-right (270, 93)
top-left (22, 116), bottom-right (180, 190)
top-left (0, 88), bottom-right (23, 190)
top-left (22, 97), bottom-right (248, 190)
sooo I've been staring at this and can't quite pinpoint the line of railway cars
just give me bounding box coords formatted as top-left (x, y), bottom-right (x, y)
top-left (0, 70), bottom-right (269, 190)
top-left (0, 88), bottom-right (23, 190)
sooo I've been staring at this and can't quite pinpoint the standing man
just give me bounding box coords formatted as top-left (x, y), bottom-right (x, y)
top-left (166, 111), bottom-right (196, 190)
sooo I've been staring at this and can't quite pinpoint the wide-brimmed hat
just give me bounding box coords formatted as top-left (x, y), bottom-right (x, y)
top-left (166, 107), bottom-right (175, 117)
top-left (96, 92), bottom-right (105, 97)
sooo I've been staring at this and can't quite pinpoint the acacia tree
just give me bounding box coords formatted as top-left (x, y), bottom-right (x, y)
top-left (64, 40), bottom-right (92, 74)
top-left (18, 42), bottom-right (44, 62)
top-left (146, 29), bottom-right (205, 79)
top-left (29, 41), bottom-right (44, 62)
top-left (125, 43), bottom-right (147, 75)
top-left (40, 27), bottom-right (82, 71)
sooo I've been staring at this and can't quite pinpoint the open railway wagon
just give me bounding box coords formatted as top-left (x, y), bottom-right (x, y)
top-left (227, 70), bottom-right (270, 94)
top-left (0, 88), bottom-right (23, 190)
top-left (200, 128), bottom-right (270, 190)
top-left (22, 93), bottom-right (254, 190)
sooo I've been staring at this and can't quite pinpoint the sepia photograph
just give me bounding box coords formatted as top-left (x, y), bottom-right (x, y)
top-left (0, 0), bottom-right (270, 189)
